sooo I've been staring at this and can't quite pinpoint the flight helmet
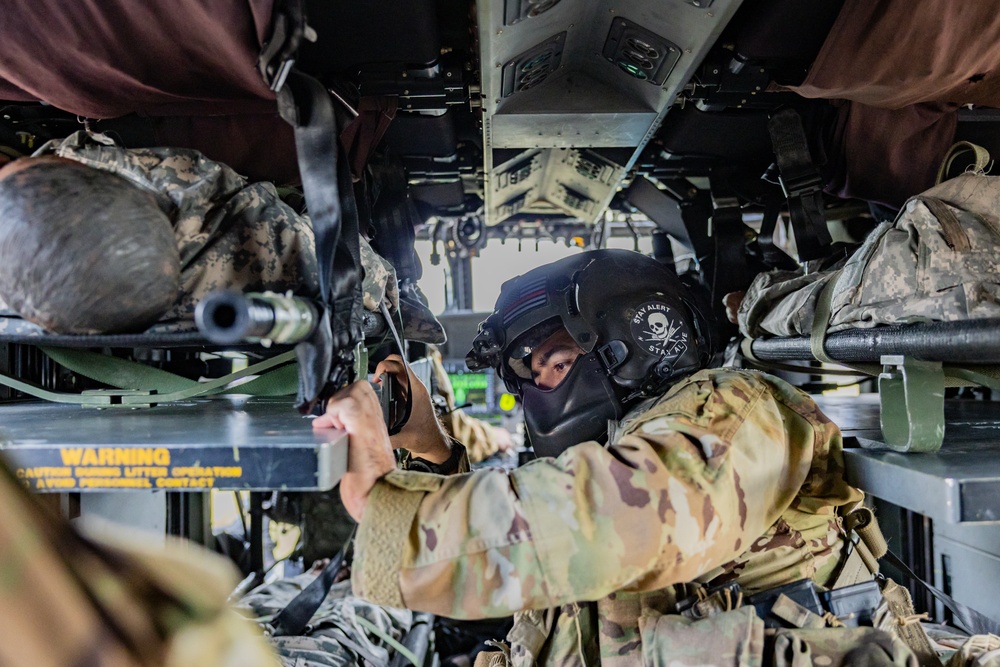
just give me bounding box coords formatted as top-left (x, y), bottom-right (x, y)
top-left (467, 249), bottom-right (714, 456)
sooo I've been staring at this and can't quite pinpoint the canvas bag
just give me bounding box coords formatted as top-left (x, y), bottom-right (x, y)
top-left (738, 145), bottom-right (1000, 339)
top-left (828, 164), bottom-right (1000, 331)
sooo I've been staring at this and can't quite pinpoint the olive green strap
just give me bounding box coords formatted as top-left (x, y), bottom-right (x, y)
top-left (0, 373), bottom-right (114, 405)
top-left (41, 347), bottom-right (201, 393)
top-left (0, 350), bottom-right (297, 405)
top-left (914, 196), bottom-right (971, 251)
top-left (935, 140), bottom-right (991, 184)
top-left (353, 616), bottom-right (420, 667)
top-left (42, 346), bottom-right (298, 398)
top-left (809, 269), bottom-right (842, 365)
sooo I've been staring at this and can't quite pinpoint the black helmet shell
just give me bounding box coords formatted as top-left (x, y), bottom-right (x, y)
top-left (468, 249), bottom-right (713, 398)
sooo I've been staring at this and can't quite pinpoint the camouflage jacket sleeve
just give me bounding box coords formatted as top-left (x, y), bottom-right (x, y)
top-left (443, 408), bottom-right (501, 463)
top-left (0, 457), bottom-right (277, 667)
top-left (353, 369), bottom-right (860, 620)
top-left (428, 348), bottom-right (501, 463)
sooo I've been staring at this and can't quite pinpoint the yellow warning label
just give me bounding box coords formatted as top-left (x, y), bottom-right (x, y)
top-left (59, 447), bottom-right (171, 467)
top-left (15, 447), bottom-right (244, 491)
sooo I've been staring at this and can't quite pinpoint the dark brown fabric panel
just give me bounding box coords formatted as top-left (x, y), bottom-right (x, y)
top-left (791, 0), bottom-right (1000, 109)
top-left (0, 0), bottom-right (277, 118)
top-left (151, 115), bottom-right (300, 185)
top-left (825, 101), bottom-right (957, 208)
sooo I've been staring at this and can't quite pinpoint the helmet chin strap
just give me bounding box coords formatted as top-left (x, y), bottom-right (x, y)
top-left (627, 357), bottom-right (702, 404)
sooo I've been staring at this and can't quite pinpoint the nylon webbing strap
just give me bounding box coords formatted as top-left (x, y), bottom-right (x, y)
top-left (767, 108), bottom-right (833, 261)
top-left (355, 615), bottom-right (420, 667)
top-left (881, 579), bottom-right (943, 667)
top-left (809, 270), bottom-right (841, 364)
top-left (756, 192), bottom-right (796, 268)
top-left (946, 366), bottom-right (1000, 391)
top-left (276, 70), bottom-right (365, 409)
top-left (233, 363), bottom-right (301, 396)
top-left (915, 197), bottom-right (971, 252)
top-left (0, 350), bottom-right (297, 405)
top-left (835, 509), bottom-right (1000, 639)
top-left (267, 525), bottom-right (355, 637)
top-left (936, 141), bottom-right (992, 184)
top-left (41, 347), bottom-right (206, 393)
top-left (0, 373), bottom-right (113, 406)
top-left (368, 161), bottom-right (423, 283)
top-left (883, 548), bottom-right (1000, 637)
top-left (41, 347), bottom-right (299, 397)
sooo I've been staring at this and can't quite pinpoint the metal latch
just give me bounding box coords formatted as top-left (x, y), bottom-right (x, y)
top-left (81, 389), bottom-right (158, 409)
top-left (876, 355), bottom-right (944, 453)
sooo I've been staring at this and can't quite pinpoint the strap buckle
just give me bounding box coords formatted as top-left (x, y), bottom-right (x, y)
top-left (257, 0), bottom-right (316, 92)
top-left (778, 170), bottom-right (824, 200)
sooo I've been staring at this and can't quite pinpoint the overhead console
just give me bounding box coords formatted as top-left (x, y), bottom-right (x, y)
top-left (476, 0), bottom-right (743, 225)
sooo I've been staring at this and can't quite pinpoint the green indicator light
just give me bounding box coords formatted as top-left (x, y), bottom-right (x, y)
top-left (617, 60), bottom-right (648, 80)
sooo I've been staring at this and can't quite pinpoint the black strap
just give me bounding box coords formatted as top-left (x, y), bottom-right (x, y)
top-left (368, 160), bottom-right (423, 283)
top-left (767, 108), bottom-right (833, 261)
top-left (379, 300), bottom-right (413, 436)
top-left (755, 191), bottom-right (799, 269)
top-left (405, 438), bottom-right (465, 475)
top-left (267, 525), bottom-right (356, 637)
top-left (276, 71), bottom-right (365, 411)
top-left (882, 548), bottom-right (1000, 637)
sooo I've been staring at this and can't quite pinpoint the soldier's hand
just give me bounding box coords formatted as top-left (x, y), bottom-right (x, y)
top-left (374, 354), bottom-right (453, 465)
top-left (491, 425), bottom-right (515, 453)
top-left (723, 290), bottom-right (746, 325)
top-left (313, 381), bottom-right (396, 522)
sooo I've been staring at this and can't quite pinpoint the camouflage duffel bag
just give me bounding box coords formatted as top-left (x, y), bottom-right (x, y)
top-left (828, 168), bottom-right (1000, 331)
top-left (739, 147), bottom-right (1000, 339)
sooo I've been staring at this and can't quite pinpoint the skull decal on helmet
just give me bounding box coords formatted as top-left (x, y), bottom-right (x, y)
top-left (631, 302), bottom-right (689, 360)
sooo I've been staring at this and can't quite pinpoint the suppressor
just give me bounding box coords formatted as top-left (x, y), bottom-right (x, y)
top-left (196, 291), bottom-right (387, 345)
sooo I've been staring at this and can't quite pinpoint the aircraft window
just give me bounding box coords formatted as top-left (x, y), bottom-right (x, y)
top-left (414, 234), bottom-right (657, 314)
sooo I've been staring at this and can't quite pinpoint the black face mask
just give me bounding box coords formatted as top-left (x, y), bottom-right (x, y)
top-left (521, 353), bottom-right (624, 458)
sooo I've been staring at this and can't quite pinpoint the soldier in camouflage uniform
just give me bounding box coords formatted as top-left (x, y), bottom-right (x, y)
top-left (0, 129), bottom-right (446, 344)
top-left (429, 345), bottom-right (515, 463)
top-left (315, 249), bottom-right (905, 666)
top-left (0, 454), bottom-right (277, 667)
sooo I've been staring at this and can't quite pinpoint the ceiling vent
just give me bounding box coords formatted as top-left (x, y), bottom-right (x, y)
top-left (501, 32), bottom-right (565, 97)
top-left (497, 193), bottom-right (528, 219)
top-left (556, 184), bottom-right (595, 215)
top-left (496, 155), bottom-right (538, 191)
top-left (602, 19), bottom-right (680, 86)
top-left (571, 150), bottom-right (616, 184)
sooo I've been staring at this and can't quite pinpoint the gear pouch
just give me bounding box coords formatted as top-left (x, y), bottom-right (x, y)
top-left (638, 606), bottom-right (764, 667)
top-left (772, 627), bottom-right (917, 667)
